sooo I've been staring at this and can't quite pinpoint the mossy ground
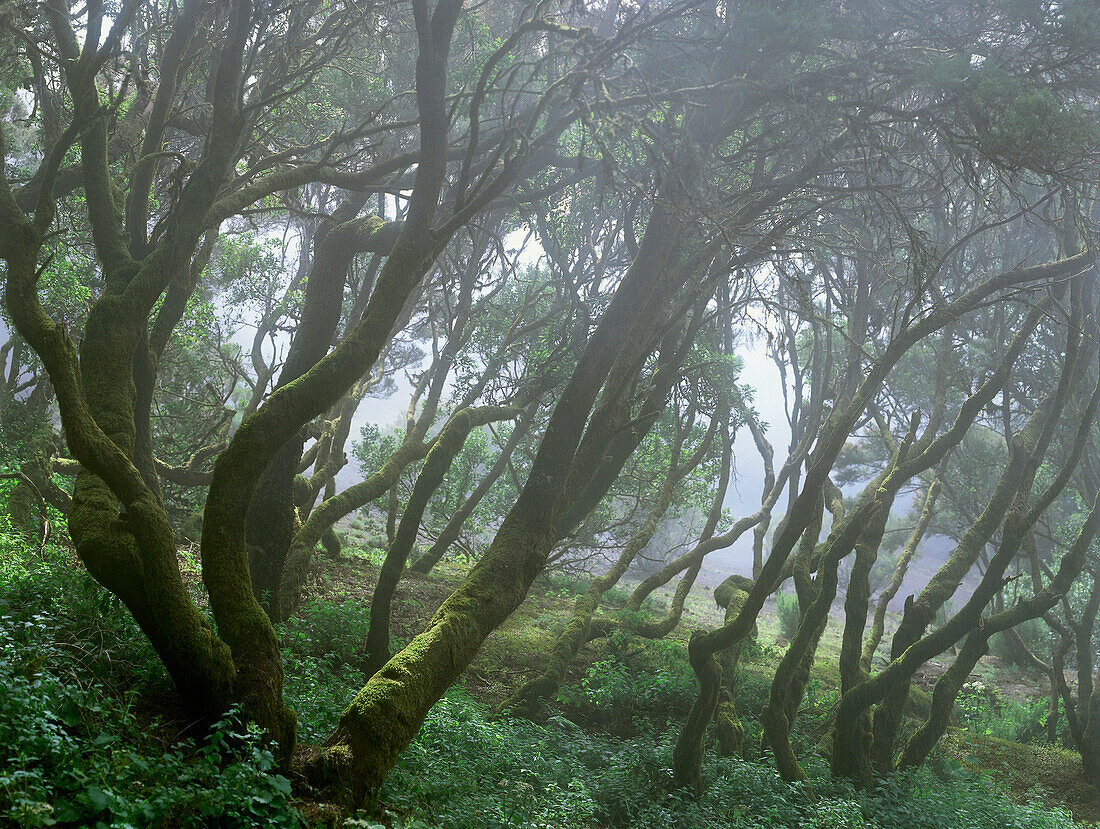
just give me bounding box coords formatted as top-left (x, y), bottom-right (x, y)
top-left (292, 542), bottom-right (1098, 824)
top-left (943, 731), bottom-right (1100, 825)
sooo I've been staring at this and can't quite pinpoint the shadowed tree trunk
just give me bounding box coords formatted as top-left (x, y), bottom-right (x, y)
top-left (363, 405), bottom-right (520, 675)
top-left (246, 201), bottom-right (401, 620)
top-left (1082, 677), bottom-right (1100, 781)
top-left (671, 259), bottom-right (1084, 794)
top-left (899, 469), bottom-right (1100, 769)
top-left (831, 288), bottom-right (1098, 781)
top-left (409, 401), bottom-right (539, 573)
top-left (501, 396), bottom-right (730, 718)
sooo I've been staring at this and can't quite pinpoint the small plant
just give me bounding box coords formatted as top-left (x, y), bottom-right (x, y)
top-left (956, 681), bottom-right (1049, 744)
top-left (776, 590), bottom-right (801, 642)
top-left (277, 597), bottom-right (371, 668)
top-left (0, 534), bottom-right (304, 826)
top-left (557, 632), bottom-right (696, 721)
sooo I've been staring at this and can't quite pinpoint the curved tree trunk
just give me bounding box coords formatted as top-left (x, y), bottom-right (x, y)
top-left (246, 204), bottom-right (400, 621)
top-left (1082, 675), bottom-right (1100, 781)
top-left (362, 405), bottom-right (519, 675)
top-left (899, 485), bottom-right (1100, 769)
top-left (301, 159), bottom-right (706, 805)
top-left (279, 438), bottom-right (431, 616)
top-left (409, 401), bottom-right (538, 573)
top-left (713, 575), bottom-right (754, 757)
top-left (840, 325), bottom-right (1098, 779)
top-left (765, 475), bottom-right (891, 785)
top-left (1, 0), bottom-right (284, 751)
top-left (860, 479), bottom-right (940, 670)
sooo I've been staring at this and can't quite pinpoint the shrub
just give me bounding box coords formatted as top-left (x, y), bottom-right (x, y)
top-left (380, 687), bottom-right (1080, 829)
top-left (956, 681), bottom-right (1049, 744)
top-left (557, 632), bottom-right (697, 721)
top-left (776, 590), bottom-right (801, 642)
top-left (0, 657), bottom-right (301, 828)
top-left (278, 597), bottom-right (371, 668)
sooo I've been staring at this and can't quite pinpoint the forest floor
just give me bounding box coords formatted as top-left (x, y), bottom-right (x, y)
top-left (295, 545), bottom-right (1100, 826)
top-left (2, 534), bottom-right (1098, 828)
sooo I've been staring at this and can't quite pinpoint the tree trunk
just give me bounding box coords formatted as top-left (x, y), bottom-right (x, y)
top-left (303, 188), bottom-right (698, 806)
top-left (363, 406), bottom-right (518, 675)
top-left (409, 401), bottom-right (537, 573)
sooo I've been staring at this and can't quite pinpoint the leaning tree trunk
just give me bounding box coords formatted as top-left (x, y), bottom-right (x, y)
top-left (2, 0), bottom-right (282, 749)
top-left (500, 475), bottom-right (678, 717)
top-left (246, 203), bottom-right (399, 622)
top-left (1082, 677), bottom-right (1100, 781)
top-left (301, 170), bottom-right (703, 805)
top-left (362, 405), bottom-right (518, 675)
top-left (668, 265), bottom-right (1052, 793)
top-left (861, 479), bottom-right (940, 670)
top-left (844, 349), bottom-right (1094, 780)
top-left (899, 483), bottom-right (1100, 769)
top-left (764, 473), bottom-right (892, 785)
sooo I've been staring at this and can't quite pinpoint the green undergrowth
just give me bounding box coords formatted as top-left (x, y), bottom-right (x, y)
top-left (955, 679), bottom-right (1052, 744)
top-left (372, 685), bottom-right (1084, 829)
top-left (1, 531), bottom-right (1094, 827)
top-left (0, 535), bottom-right (301, 827)
top-left (278, 597), bottom-right (373, 742)
top-left (945, 731), bottom-right (1100, 825)
top-left (546, 625), bottom-right (837, 757)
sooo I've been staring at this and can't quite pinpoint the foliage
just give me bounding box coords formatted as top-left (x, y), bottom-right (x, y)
top-left (776, 590), bottom-right (802, 642)
top-left (0, 533), bottom-right (301, 827)
top-left (556, 631), bottom-right (698, 723)
top-left (956, 681), bottom-right (1050, 745)
top-left (279, 597), bottom-right (372, 669)
top-left (1, 532), bottom-right (1089, 827)
top-left (278, 598), bottom-right (372, 742)
top-left (376, 686), bottom-right (1081, 829)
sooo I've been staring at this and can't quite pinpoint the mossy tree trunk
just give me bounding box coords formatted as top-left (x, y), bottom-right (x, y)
top-left (502, 397), bottom-right (729, 718)
top-left (764, 470), bottom-right (891, 785)
top-left (302, 132), bottom-right (713, 801)
top-left (0, 0), bottom-right (281, 744)
top-left (363, 405), bottom-right (519, 675)
top-left (277, 225), bottom-right (531, 612)
top-left (860, 478), bottom-right (940, 671)
top-left (246, 203), bottom-right (401, 621)
top-left (827, 290), bottom-right (1097, 779)
top-left (713, 574), bottom-right (754, 757)
top-left (279, 328), bottom-right (547, 616)
top-left (899, 476), bottom-right (1100, 769)
top-left (1082, 674), bottom-right (1100, 782)
top-left (672, 264), bottom-right (1082, 794)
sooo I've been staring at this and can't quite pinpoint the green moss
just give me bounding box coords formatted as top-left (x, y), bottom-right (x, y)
top-left (945, 731), bottom-right (1100, 825)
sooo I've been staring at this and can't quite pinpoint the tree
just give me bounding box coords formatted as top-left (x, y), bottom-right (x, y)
top-left (3, 0), bottom-right (1099, 813)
